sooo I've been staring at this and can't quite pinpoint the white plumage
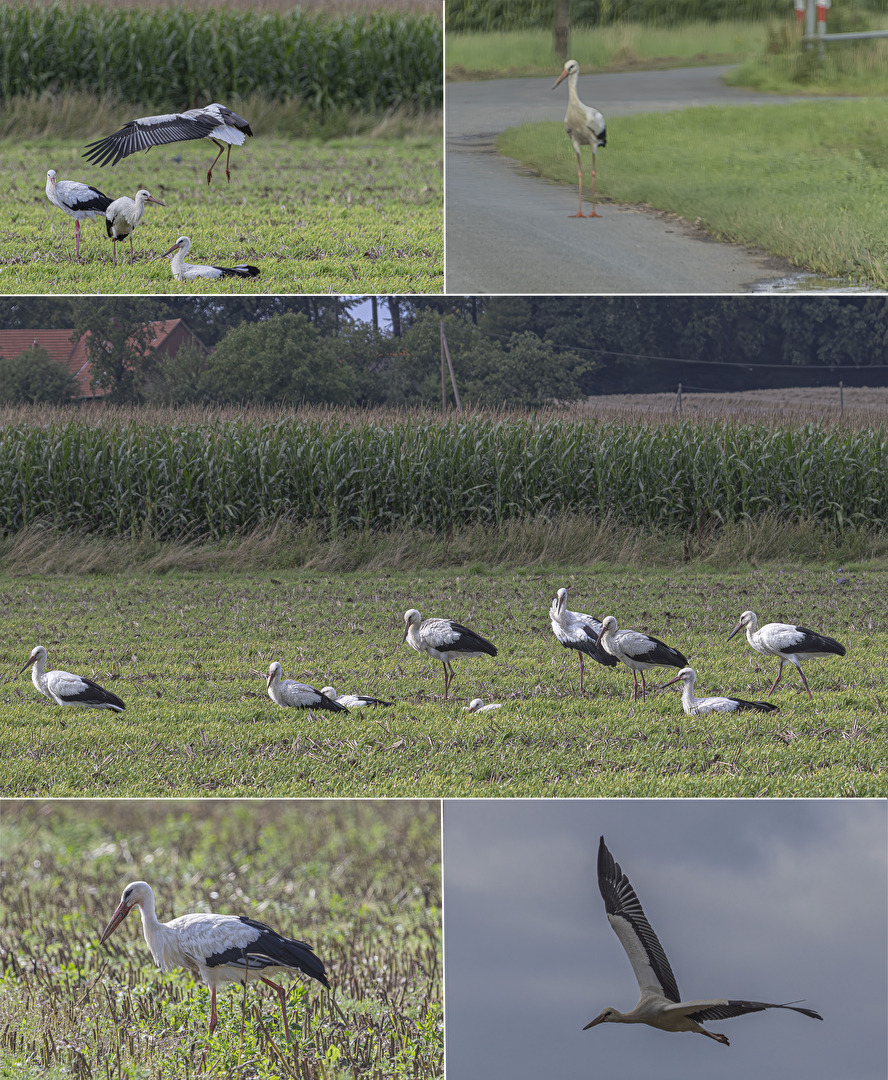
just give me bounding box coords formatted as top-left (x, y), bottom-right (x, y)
top-left (105, 189), bottom-right (165, 267)
top-left (549, 586), bottom-right (619, 692)
top-left (551, 59), bottom-right (606, 218)
top-left (727, 610), bottom-right (846, 697)
top-left (99, 880), bottom-right (329, 1037)
top-left (83, 103), bottom-right (253, 184)
top-left (163, 235), bottom-right (260, 281)
top-left (596, 615), bottom-right (687, 701)
top-left (585, 837), bottom-right (822, 1045)
top-left (320, 686), bottom-right (393, 709)
top-left (658, 666), bottom-right (779, 716)
top-left (403, 608), bottom-right (497, 700)
top-left (463, 698), bottom-right (502, 713)
top-left (20, 645), bottom-right (125, 712)
top-left (45, 169), bottom-right (113, 259)
top-left (266, 662), bottom-right (347, 713)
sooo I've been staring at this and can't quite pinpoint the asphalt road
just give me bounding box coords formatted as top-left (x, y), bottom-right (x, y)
top-left (445, 66), bottom-right (810, 294)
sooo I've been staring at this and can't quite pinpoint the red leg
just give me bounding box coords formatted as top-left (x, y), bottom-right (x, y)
top-left (129, 234), bottom-right (134, 266)
top-left (208, 985), bottom-right (218, 1033)
top-left (74, 220), bottom-right (81, 260)
top-left (640, 671), bottom-right (647, 701)
top-left (569, 152), bottom-right (586, 217)
top-left (207, 139), bottom-right (225, 185)
top-left (796, 664), bottom-right (813, 698)
top-left (632, 669), bottom-right (639, 700)
top-left (579, 652), bottom-right (584, 693)
top-left (260, 976), bottom-right (291, 1040)
top-left (226, 143), bottom-right (233, 183)
top-left (768, 660), bottom-right (785, 695)
top-left (588, 152), bottom-right (601, 218)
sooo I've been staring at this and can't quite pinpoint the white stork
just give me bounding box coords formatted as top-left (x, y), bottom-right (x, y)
top-left (727, 611), bottom-right (846, 697)
top-left (551, 59), bottom-right (606, 218)
top-left (105, 189), bottom-right (165, 268)
top-left (163, 236), bottom-right (260, 281)
top-left (585, 837), bottom-right (822, 1045)
top-left (658, 666), bottom-right (779, 716)
top-left (20, 645), bottom-right (125, 712)
top-left (596, 615), bottom-right (687, 701)
top-left (83, 104), bottom-right (253, 184)
top-left (319, 686), bottom-right (393, 708)
top-left (45, 169), bottom-right (113, 259)
top-left (266, 662), bottom-right (347, 713)
top-left (403, 608), bottom-right (497, 700)
top-left (99, 880), bottom-right (329, 1039)
top-left (462, 698), bottom-right (502, 713)
top-left (549, 586), bottom-right (619, 692)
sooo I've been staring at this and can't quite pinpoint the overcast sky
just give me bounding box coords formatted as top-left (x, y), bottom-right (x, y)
top-left (443, 799), bottom-right (887, 1080)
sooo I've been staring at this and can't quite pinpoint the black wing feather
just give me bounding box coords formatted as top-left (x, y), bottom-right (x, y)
top-left (204, 917), bottom-right (330, 988)
top-left (687, 1000), bottom-right (822, 1023)
top-left (83, 115), bottom-right (218, 166)
top-left (446, 622), bottom-right (497, 656)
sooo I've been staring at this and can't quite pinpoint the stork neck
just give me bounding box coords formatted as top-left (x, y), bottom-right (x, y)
top-left (567, 69), bottom-right (581, 104)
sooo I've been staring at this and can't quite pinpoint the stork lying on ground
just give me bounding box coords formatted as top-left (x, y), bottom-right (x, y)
top-left (658, 666), bottom-right (779, 716)
top-left (462, 698), bottom-right (502, 713)
top-left (727, 611), bottom-right (846, 697)
top-left (20, 645), bottom-right (125, 712)
top-left (45, 169), bottom-right (112, 259)
top-left (266, 663), bottom-right (347, 713)
top-left (403, 608), bottom-right (497, 700)
top-left (105, 189), bottom-right (165, 267)
top-left (549, 586), bottom-right (618, 692)
top-left (163, 235), bottom-right (260, 281)
top-left (596, 616), bottom-right (687, 701)
top-left (99, 880), bottom-right (329, 1038)
top-left (586, 837), bottom-right (822, 1045)
top-left (320, 686), bottom-right (393, 708)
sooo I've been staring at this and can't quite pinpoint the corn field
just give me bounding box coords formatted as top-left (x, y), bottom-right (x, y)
top-left (0, 415), bottom-right (884, 540)
top-left (0, 3), bottom-right (441, 111)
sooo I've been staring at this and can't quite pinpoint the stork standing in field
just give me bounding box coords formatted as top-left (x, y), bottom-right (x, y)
top-left (586, 837), bottom-right (822, 1045)
top-left (163, 235), bottom-right (260, 281)
top-left (99, 880), bottom-right (329, 1039)
top-left (266, 662), bottom-right (347, 713)
top-left (320, 686), bottom-right (393, 708)
top-left (596, 615), bottom-right (687, 701)
top-left (403, 608), bottom-right (497, 700)
top-left (549, 586), bottom-right (619, 692)
top-left (105, 189), bottom-right (165, 267)
top-left (45, 169), bottom-right (113, 259)
top-left (658, 666), bottom-right (779, 716)
top-left (463, 698), bottom-right (502, 713)
top-left (727, 611), bottom-right (846, 697)
top-left (552, 59), bottom-right (607, 218)
top-left (83, 104), bottom-right (253, 185)
top-left (20, 645), bottom-right (125, 712)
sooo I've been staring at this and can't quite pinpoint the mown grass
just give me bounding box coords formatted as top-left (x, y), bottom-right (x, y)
top-left (0, 799), bottom-right (442, 1079)
top-left (0, 563), bottom-right (883, 798)
top-left (0, 133), bottom-right (442, 293)
top-left (498, 98), bottom-right (888, 287)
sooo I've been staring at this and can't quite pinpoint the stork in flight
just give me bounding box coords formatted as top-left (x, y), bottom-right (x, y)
top-left (727, 611), bottom-right (846, 697)
top-left (266, 662), bottom-right (347, 714)
top-left (552, 59), bottom-right (607, 218)
top-left (83, 104), bottom-right (253, 184)
top-left (586, 837), bottom-right (822, 1045)
top-left (596, 615), bottom-right (687, 701)
top-left (20, 645), bottom-right (125, 712)
top-left (549, 587), bottom-right (619, 692)
top-left (403, 608), bottom-right (497, 700)
top-left (99, 880), bottom-right (329, 1038)
top-left (658, 666), bottom-right (780, 716)
top-left (105, 189), bottom-right (165, 267)
top-left (45, 169), bottom-right (113, 260)
top-left (163, 236), bottom-right (260, 281)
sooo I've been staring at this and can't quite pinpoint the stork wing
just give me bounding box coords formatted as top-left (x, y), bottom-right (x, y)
top-left (678, 999), bottom-right (823, 1023)
top-left (597, 837), bottom-right (681, 1003)
top-left (83, 113), bottom-right (218, 166)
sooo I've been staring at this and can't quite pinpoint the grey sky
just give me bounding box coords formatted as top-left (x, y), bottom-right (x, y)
top-left (443, 799), bottom-right (887, 1080)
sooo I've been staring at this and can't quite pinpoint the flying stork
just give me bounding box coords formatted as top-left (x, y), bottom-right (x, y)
top-left (596, 615), bottom-right (687, 701)
top-left (403, 608), bottom-right (497, 700)
top-left (105, 189), bottom-right (165, 267)
top-left (163, 236), bottom-right (260, 281)
top-left (658, 666), bottom-right (779, 716)
top-left (99, 880), bottom-right (329, 1039)
top-left (549, 586), bottom-right (619, 692)
top-left (585, 837), bottom-right (822, 1045)
top-left (266, 662), bottom-right (347, 713)
top-left (552, 59), bottom-right (607, 218)
top-left (83, 104), bottom-right (253, 184)
top-left (727, 611), bottom-right (846, 697)
top-left (45, 169), bottom-right (113, 259)
top-left (20, 645), bottom-right (125, 712)
top-left (319, 686), bottom-right (393, 709)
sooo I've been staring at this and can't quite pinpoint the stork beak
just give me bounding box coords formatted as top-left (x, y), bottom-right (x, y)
top-left (658, 672), bottom-right (682, 692)
top-left (100, 900), bottom-right (134, 944)
top-left (402, 625), bottom-right (409, 641)
top-left (19, 655), bottom-right (36, 673)
top-left (595, 627), bottom-right (604, 645)
top-left (552, 69), bottom-right (569, 90)
top-left (147, 196), bottom-right (166, 207)
top-left (727, 621), bottom-right (742, 641)
top-left (162, 241), bottom-right (181, 258)
top-left (583, 1013), bottom-right (607, 1030)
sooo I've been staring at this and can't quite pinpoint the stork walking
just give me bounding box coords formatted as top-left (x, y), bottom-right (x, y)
top-left (586, 837), bottom-right (822, 1045)
top-left (403, 608), bottom-right (497, 700)
top-left (320, 686), bottom-right (393, 709)
top-left (266, 663), bottom-right (347, 713)
top-left (658, 667), bottom-right (779, 716)
top-left (163, 236), bottom-right (260, 281)
top-left (552, 59), bottom-right (607, 218)
top-left (550, 587), bottom-right (618, 692)
top-left (84, 104), bottom-right (253, 184)
top-left (596, 616), bottom-right (687, 701)
top-left (727, 611), bottom-right (846, 697)
top-left (105, 189), bottom-right (165, 267)
top-left (20, 645), bottom-right (125, 712)
top-left (45, 169), bottom-right (113, 259)
top-left (463, 698), bottom-right (502, 713)
top-left (99, 881), bottom-right (329, 1039)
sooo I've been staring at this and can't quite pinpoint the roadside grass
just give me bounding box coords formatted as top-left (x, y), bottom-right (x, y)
top-left (0, 562), bottom-right (883, 798)
top-left (498, 99), bottom-right (888, 287)
top-left (445, 21), bottom-right (770, 79)
top-left (0, 132), bottom-right (442, 294)
top-left (0, 799), bottom-right (442, 1080)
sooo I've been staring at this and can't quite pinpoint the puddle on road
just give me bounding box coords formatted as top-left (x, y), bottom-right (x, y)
top-left (752, 272), bottom-right (886, 294)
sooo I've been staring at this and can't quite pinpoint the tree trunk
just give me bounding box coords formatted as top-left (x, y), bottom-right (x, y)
top-left (554, 0), bottom-right (569, 61)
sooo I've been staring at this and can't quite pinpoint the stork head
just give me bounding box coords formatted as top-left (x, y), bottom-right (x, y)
top-left (403, 609), bottom-right (421, 640)
top-left (727, 610), bottom-right (757, 641)
top-left (267, 661), bottom-right (283, 689)
top-left (463, 698), bottom-right (484, 712)
top-left (135, 189), bottom-right (166, 207)
top-left (47, 169), bottom-right (57, 187)
top-left (596, 615), bottom-right (618, 644)
top-left (320, 686), bottom-right (337, 700)
top-left (553, 587), bottom-right (567, 615)
top-left (659, 666), bottom-right (696, 692)
top-left (583, 1007), bottom-right (623, 1030)
top-left (20, 645), bottom-right (47, 673)
top-left (162, 235), bottom-right (190, 259)
top-left (552, 59), bottom-right (579, 90)
top-left (100, 881), bottom-right (154, 943)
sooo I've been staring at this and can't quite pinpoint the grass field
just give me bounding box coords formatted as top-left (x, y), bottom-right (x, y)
top-left (0, 132), bottom-right (442, 293)
top-left (0, 799), bottom-right (442, 1080)
top-left (0, 562), bottom-right (883, 799)
top-left (498, 99), bottom-right (888, 287)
